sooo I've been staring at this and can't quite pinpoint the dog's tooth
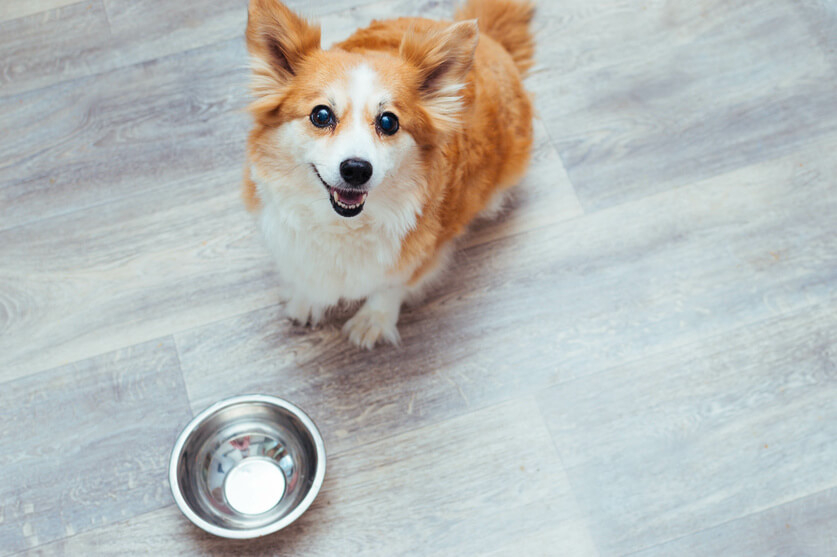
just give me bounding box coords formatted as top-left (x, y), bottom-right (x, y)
top-left (330, 190), bottom-right (366, 211)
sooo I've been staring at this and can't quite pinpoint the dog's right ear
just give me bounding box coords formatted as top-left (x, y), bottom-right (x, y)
top-left (246, 0), bottom-right (320, 107)
top-left (400, 20), bottom-right (479, 132)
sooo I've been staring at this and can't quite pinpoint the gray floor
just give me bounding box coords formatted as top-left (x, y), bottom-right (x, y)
top-left (1, 0), bottom-right (836, 555)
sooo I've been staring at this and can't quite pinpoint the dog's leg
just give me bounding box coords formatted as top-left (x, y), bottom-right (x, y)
top-left (285, 293), bottom-right (326, 326)
top-left (344, 242), bottom-right (455, 348)
top-left (343, 286), bottom-right (405, 349)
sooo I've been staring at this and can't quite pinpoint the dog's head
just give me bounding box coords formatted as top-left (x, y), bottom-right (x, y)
top-left (245, 0), bottom-right (478, 225)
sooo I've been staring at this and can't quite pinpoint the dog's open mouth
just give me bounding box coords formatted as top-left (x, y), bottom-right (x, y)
top-left (312, 165), bottom-right (367, 217)
top-left (328, 187), bottom-right (367, 217)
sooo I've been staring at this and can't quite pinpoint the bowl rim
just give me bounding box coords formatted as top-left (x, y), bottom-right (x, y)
top-left (168, 394), bottom-right (327, 539)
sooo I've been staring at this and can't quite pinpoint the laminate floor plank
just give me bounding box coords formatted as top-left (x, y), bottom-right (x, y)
top-left (631, 487), bottom-right (837, 557)
top-left (0, 1), bottom-right (112, 98)
top-left (0, 0), bottom-right (85, 24)
top-left (0, 338), bottom-right (193, 556)
top-left (22, 398), bottom-right (597, 556)
top-left (531, 0), bottom-right (837, 211)
top-left (536, 300), bottom-right (837, 555)
top-left (0, 37), bottom-right (249, 231)
top-left (794, 0), bottom-right (837, 73)
top-left (0, 168), bottom-right (277, 383)
top-left (0, 0), bottom-right (247, 99)
top-left (100, 0), bottom-right (247, 73)
top-left (317, 0), bottom-right (455, 46)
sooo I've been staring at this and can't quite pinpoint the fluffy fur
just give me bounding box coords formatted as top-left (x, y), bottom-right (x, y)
top-left (243, 0), bottom-right (535, 348)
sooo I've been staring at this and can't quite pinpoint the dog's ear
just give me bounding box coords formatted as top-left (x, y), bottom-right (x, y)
top-left (246, 0), bottom-right (320, 98)
top-left (400, 20), bottom-right (479, 99)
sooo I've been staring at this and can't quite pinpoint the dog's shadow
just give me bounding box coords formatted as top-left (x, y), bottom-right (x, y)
top-left (280, 178), bottom-right (540, 381)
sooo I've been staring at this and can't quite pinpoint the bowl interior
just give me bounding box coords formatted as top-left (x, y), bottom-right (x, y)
top-left (172, 399), bottom-right (322, 535)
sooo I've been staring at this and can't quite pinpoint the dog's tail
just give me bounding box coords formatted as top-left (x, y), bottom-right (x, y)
top-left (455, 0), bottom-right (535, 76)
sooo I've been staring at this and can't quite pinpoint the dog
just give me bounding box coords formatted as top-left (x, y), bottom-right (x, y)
top-left (243, 0), bottom-right (535, 348)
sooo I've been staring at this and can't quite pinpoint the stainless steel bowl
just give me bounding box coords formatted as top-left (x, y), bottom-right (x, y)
top-left (169, 395), bottom-right (326, 539)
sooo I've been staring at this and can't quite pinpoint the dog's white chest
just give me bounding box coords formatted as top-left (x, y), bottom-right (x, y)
top-left (258, 201), bottom-right (404, 305)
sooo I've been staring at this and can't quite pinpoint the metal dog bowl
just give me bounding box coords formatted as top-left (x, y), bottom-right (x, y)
top-left (169, 395), bottom-right (326, 539)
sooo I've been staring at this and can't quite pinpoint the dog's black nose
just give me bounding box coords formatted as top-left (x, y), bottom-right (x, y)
top-left (340, 158), bottom-right (373, 186)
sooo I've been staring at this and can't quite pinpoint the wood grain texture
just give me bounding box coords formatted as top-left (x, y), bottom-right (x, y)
top-left (537, 299), bottom-right (837, 555)
top-left (794, 0), bottom-right (837, 74)
top-left (0, 170), bottom-right (278, 383)
top-left (0, 338), bottom-right (193, 556)
top-left (0, 0), bottom-right (83, 23)
top-left (317, 0), bottom-right (455, 47)
top-left (632, 487), bottom-right (837, 557)
top-left (101, 0), bottom-right (248, 71)
top-left (23, 399), bottom-right (598, 556)
top-left (530, 0), bottom-right (837, 210)
top-left (0, 1), bottom-right (112, 98)
top-left (0, 37), bottom-right (249, 230)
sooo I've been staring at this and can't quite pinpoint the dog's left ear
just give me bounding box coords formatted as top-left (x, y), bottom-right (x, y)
top-left (246, 0), bottom-right (321, 114)
top-left (400, 20), bottom-right (479, 98)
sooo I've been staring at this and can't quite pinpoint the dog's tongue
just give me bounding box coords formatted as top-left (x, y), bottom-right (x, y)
top-left (332, 188), bottom-right (366, 206)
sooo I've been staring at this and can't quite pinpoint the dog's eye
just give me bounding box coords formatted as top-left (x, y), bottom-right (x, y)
top-left (310, 106), bottom-right (335, 128)
top-left (377, 112), bottom-right (399, 135)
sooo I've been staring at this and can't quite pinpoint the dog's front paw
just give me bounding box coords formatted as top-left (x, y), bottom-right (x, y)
top-left (285, 296), bottom-right (325, 326)
top-left (343, 305), bottom-right (401, 349)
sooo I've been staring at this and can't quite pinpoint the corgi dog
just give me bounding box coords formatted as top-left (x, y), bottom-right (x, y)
top-left (243, 0), bottom-right (535, 348)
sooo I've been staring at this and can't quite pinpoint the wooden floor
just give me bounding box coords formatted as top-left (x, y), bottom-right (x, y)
top-left (2, 0), bottom-right (836, 555)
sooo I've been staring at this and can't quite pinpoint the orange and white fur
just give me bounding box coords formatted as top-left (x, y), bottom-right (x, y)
top-left (243, 0), bottom-right (535, 348)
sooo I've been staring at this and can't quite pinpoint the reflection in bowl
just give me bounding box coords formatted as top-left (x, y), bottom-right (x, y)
top-left (169, 395), bottom-right (326, 539)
